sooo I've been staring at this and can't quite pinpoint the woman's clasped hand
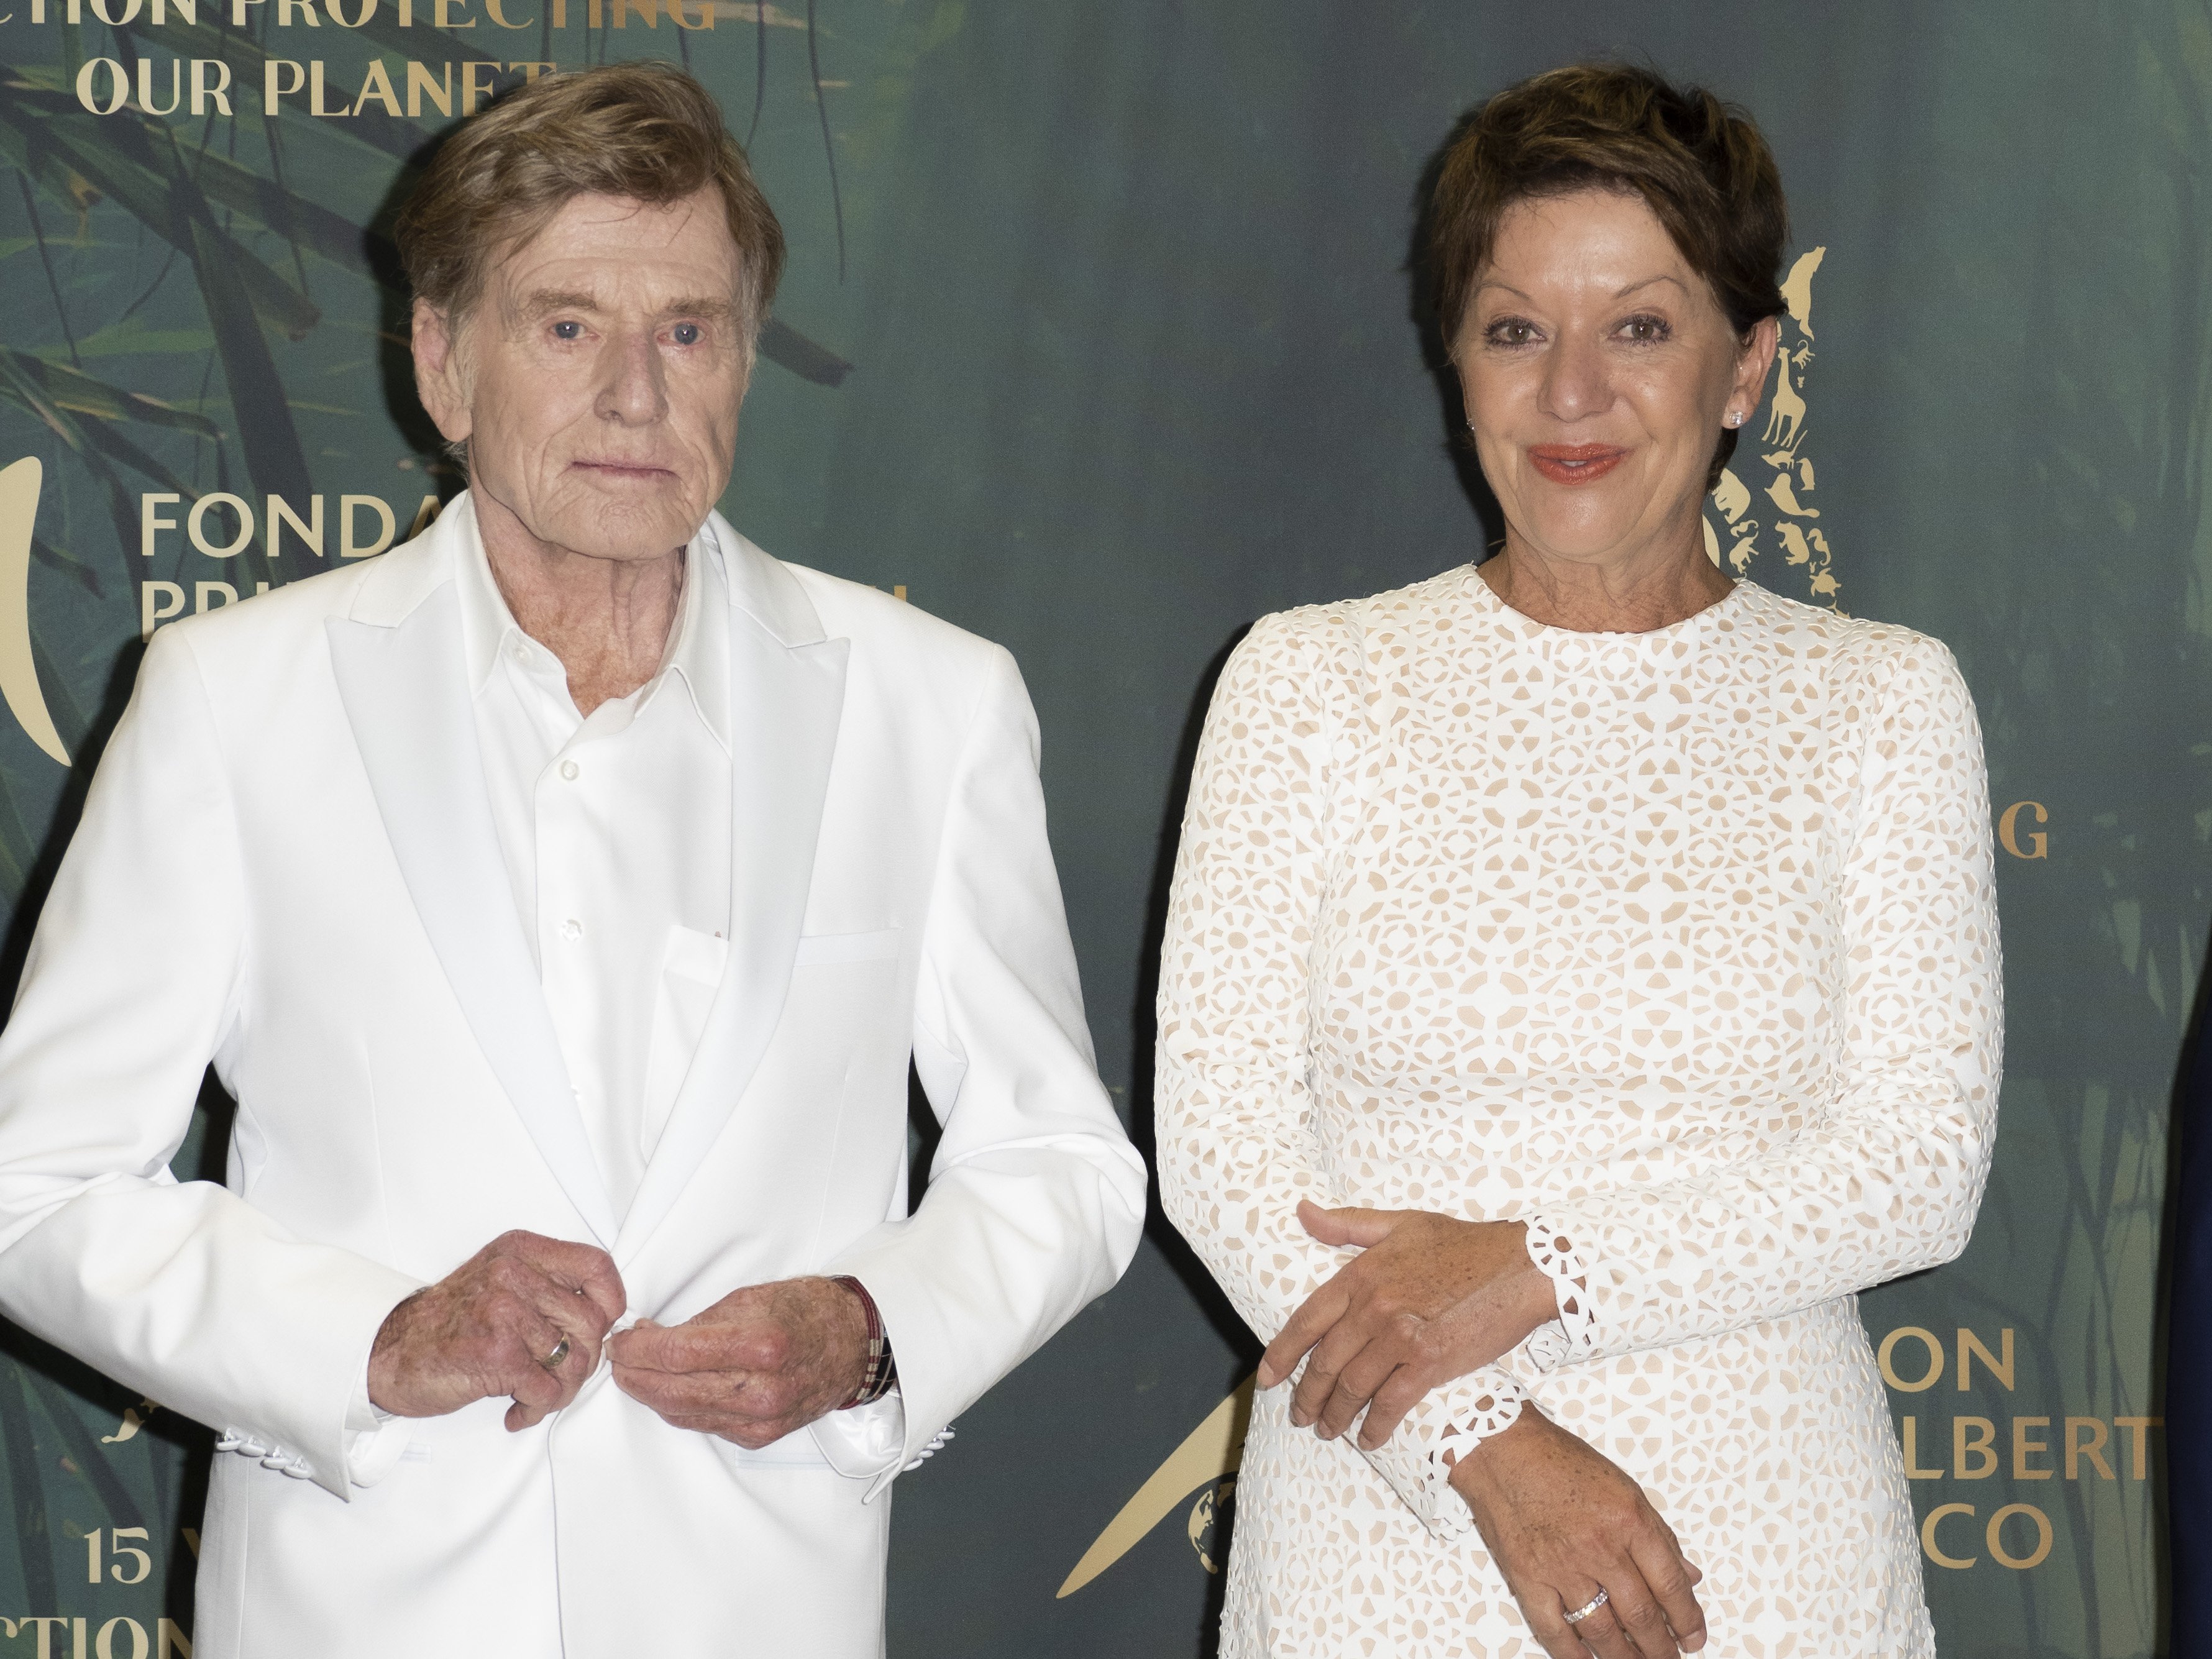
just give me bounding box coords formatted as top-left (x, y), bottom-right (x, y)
top-left (1448, 1412), bottom-right (1708, 1659)
top-left (1257, 1199), bottom-right (1556, 1449)
top-left (1261, 1199), bottom-right (1710, 1658)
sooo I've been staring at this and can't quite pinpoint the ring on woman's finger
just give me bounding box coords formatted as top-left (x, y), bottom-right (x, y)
top-left (1561, 1588), bottom-right (1609, 1626)
top-left (539, 1335), bottom-right (572, 1372)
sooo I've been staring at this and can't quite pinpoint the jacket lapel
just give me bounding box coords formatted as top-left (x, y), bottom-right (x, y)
top-left (326, 516), bottom-right (619, 1249)
top-left (616, 519), bottom-right (848, 1261)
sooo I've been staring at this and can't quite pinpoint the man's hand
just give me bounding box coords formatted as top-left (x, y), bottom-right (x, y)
top-left (606, 1276), bottom-right (870, 1448)
top-left (1257, 1200), bottom-right (1559, 1450)
top-left (368, 1230), bottom-right (626, 1432)
top-left (1450, 1411), bottom-right (1707, 1659)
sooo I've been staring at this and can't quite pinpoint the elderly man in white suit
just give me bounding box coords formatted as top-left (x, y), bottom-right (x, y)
top-left (0, 62), bottom-right (1143, 1658)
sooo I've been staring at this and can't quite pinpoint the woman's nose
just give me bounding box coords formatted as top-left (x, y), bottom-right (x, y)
top-left (1539, 334), bottom-right (1608, 421)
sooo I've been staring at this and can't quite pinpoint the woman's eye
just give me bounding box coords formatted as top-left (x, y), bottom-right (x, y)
top-left (551, 320), bottom-right (583, 341)
top-left (1620, 314), bottom-right (1671, 343)
top-left (1485, 319), bottom-right (1539, 347)
top-left (670, 322), bottom-right (703, 347)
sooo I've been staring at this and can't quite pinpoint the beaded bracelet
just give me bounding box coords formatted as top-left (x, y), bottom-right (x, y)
top-left (831, 1275), bottom-right (898, 1408)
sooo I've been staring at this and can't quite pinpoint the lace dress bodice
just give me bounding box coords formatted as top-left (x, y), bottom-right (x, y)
top-left (1157, 569), bottom-right (2001, 1658)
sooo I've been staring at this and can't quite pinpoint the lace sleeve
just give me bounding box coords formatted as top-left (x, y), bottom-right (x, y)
top-left (1156, 611), bottom-right (1524, 1540)
top-left (1518, 638), bottom-right (2002, 1366)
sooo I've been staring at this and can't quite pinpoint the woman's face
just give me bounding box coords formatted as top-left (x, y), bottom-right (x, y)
top-left (1455, 188), bottom-right (1772, 571)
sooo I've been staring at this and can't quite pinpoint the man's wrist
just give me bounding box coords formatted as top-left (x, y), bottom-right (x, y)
top-left (830, 1275), bottom-right (898, 1409)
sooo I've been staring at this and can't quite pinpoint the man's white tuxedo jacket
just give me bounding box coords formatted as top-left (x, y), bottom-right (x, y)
top-left (0, 499), bottom-right (1146, 1657)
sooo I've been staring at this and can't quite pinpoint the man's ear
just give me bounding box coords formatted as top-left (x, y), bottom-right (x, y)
top-left (410, 298), bottom-right (472, 446)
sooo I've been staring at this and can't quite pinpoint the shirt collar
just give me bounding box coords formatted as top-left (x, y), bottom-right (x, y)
top-left (454, 518), bottom-right (733, 756)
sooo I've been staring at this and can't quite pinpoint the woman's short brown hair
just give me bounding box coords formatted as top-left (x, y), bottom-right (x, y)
top-left (1428, 63), bottom-right (1788, 480)
top-left (395, 61), bottom-right (785, 340)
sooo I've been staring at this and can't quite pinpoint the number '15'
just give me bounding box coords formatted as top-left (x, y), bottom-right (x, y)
top-left (85, 1529), bottom-right (151, 1584)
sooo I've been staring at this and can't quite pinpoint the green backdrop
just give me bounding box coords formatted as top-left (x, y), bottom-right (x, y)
top-left (0, 2), bottom-right (2193, 1653)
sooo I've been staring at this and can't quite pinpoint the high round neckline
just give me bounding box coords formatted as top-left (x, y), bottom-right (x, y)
top-left (1462, 564), bottom-right (1749, 639)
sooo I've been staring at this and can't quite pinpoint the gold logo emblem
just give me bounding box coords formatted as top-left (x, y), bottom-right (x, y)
top-left (1058, 1376), bottom-right (1253, 1597)
top-left (0, 458), bottom-right (70, 766)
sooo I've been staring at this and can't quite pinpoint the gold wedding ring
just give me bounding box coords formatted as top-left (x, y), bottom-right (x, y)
top-left (539, 1335), bottom-right (572, 1371)
top-left (1561, 1589), bottom-right (1609, 1626)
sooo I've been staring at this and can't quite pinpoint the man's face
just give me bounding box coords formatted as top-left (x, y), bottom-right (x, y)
top-left (413, 188), bottom-right (751, 565)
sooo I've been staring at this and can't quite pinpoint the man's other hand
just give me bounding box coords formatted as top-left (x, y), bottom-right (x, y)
top-left (368, 1230), bottom-right (626, 1431)
top-left (607, 1276), bottom-right (871, 1448)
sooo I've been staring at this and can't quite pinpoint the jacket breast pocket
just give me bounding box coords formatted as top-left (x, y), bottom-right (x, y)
top-left (792, 927), bottom-right (902, 967)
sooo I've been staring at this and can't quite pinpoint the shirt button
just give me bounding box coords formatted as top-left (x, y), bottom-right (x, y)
top-left (511, 644), bottom-right (531, 665)
top-left (560, 918), bottom-right (583, 941)
top-left (560, 759), bottom-right (580, 781)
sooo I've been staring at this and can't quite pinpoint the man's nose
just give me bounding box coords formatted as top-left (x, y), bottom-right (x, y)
top-left (596, 329), bottom-right (667, 425)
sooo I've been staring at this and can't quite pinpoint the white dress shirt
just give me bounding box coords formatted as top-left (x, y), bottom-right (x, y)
top-left (456, 531), bottom-right (732, 1220)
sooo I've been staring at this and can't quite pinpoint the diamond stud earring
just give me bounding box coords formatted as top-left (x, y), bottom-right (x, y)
top-left (1724, 411), bottom-right (1745, 429)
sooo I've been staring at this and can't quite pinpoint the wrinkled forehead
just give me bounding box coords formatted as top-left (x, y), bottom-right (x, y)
top-left (481, 189), bottom-right (748, 313)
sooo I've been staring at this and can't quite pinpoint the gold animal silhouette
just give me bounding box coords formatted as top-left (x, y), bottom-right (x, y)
top-left (1711, 467), bottom-right (1753, 526)
top-left (1762, 351), bottom-right (1808, 448)
top-left (1706, 467), bottom-right (1762, 573)
top-left (1766, 472), bottom-right (1820, 519)
top-left (1780, 247), bottom-right (1824, 339)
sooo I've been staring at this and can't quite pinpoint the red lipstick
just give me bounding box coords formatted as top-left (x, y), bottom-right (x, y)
top-left (1527, 444), bottom-right (1627, 485)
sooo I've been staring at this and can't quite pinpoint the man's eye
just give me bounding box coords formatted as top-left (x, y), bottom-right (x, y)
top-left (670, 322), bottom-right (703, 347)
top-left (551, 321), bottom-right (583, 341)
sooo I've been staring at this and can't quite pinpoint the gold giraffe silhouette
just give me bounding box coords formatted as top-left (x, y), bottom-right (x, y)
top-left (1706, 247), bottom-right (1841, 606)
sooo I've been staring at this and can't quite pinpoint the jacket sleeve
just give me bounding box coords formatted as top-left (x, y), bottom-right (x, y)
top-left (822, 644), bottom-right (1146, 1498)
top-left (1523, 637), bottom-right (2004, 1368)
top-left (1154, 613), bottom-right (1525, 1545)
top-left (0, 627), bottom-right (419, 1499)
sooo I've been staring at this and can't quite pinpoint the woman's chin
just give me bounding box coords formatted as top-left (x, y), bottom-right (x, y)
top-left (1510, 513), bottom-right (1648, 565)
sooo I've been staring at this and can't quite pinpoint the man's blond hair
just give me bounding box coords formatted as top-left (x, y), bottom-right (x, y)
top-left (394, 62), bottom-right (785, 337)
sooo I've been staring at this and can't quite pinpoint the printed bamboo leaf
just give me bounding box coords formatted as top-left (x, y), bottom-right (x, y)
top-left (180, 144), bottom-right (389, 279)
top-left (0, 74), bottom-right (321, 340)
top-left (759, 317), bottom-right (851, 386)
top-left (32, 537), bottom-right (103, 601)
top-left (78, 419), bottom-right (206, 510)
top-left (0, 90), bottom-right (101, 222)
top-left (0, 349), bottom-right (219, 439)
top-left (0, 354), bottom-right (155, 568)
top-left (66, 40), bottom-right (317, 514)
top-left (7, 68), bottom-right (388, 282)
top-left (0, 1358), bottom-right (58, 1611)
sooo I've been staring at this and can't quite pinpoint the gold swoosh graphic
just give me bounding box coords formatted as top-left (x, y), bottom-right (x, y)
top-left (1057, 1373), bottom-right (1254, 1598)
top-left (0, 459), bottom-right (67, 766)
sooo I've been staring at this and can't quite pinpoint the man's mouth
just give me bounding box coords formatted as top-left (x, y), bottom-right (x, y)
top-left (572, 460), bottom-right (676, 482)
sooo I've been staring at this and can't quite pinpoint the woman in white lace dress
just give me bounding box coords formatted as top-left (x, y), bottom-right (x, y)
top-left (1157, 64), bottom-right (1999, 1659)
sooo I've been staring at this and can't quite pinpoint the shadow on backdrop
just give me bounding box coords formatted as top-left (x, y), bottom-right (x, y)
top-left (2156, 918), bottom-right (2206, 1659)
top-left (1408, 107), bottom-right (1507, 560)
top-left (1121, 623), bottom-right (1254, 1658)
